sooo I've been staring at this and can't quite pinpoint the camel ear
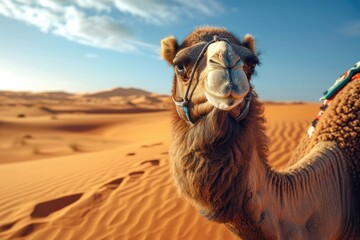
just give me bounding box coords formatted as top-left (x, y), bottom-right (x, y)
top-left (243, 34), bottom-right (256, 54)
top-left (160, 36), bottom-right (179, 65)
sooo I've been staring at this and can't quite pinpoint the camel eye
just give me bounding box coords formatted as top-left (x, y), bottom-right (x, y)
top-left (175, 64), bottom-right (186, 76)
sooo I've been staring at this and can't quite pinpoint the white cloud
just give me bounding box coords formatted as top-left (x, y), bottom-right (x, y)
top-left (75, 0), bottom-right (110, 12)
top-left (112, 0), bottom-right (179, 24)
top-left (174, 0), bottom-right (224, 16)
top-left (0, 0), bottom-right (223, 52)
top-left (109, 0), bottom-right (224, 24)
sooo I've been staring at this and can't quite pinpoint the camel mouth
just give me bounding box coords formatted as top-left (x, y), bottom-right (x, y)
top-left (204, 75), bottom-right (250, 111)
top-left (204, 90), bottom-right (245, 110)
top-left (204, 68), bottom-right (250, 111)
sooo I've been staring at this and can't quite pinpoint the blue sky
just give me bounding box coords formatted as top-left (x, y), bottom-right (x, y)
top-left (0, 0), bottom-right (359, 101)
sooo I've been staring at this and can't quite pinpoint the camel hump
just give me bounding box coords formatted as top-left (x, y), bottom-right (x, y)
top-left (315, 78), bottom-right (359, 152)
top-left (313, 76), bottom-right (360, 194)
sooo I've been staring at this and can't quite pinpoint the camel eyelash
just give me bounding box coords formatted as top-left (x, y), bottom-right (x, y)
top-left (173, 55), bottom-right (190, 66)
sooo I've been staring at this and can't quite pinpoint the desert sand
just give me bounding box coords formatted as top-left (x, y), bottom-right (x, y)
top-left (0, 89), bottom-right (319, 239)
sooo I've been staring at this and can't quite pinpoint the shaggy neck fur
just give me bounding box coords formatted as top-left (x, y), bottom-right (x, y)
top-left (169, 97), bottom-right (356, 239)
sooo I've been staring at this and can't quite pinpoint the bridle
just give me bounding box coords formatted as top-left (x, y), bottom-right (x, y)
top-left (172, 35), bottom-right (254, 125)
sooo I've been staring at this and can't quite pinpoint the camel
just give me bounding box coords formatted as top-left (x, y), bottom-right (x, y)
top-left (160, 26), bottom-right (360, 239)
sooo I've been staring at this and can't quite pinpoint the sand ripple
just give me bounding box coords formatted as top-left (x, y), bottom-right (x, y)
top-left (0, 103), bottom-right (319, 239)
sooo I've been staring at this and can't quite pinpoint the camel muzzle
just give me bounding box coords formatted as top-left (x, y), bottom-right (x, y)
top-left (205, 41), bottom-right (250, 110)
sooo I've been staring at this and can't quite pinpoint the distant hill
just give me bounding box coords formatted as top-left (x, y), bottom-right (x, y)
top-left (0, 90), bottom-right (73, 100)
top-left (0, 87), bottom-right (172, 115)
top-left (39, 91), bottom-right (74, 99)
top-left (0, 87), bottom-right (155, 99)
top-left (84, 87), bottom-right (151, 98)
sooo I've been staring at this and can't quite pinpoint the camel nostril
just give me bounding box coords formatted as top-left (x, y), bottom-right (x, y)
top-left (209, 55), bottom-right (241, 70)
top-left (208, 49), bottom-right (240, 69)
top-left (209, 56), bottom-right (226, 69)
top-left (227, 53), bottom-right (241, 68)
top-left (209, 58), bottom-right (220, 66)
top-left (233, 58), bottom-right (244, 68)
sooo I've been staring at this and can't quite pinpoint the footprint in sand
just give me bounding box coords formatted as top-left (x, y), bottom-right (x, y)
top-left (141, 142), bottom-right (163, 148)
top-left (45, 179), bottom-right (125, 226)
top-left (30, 193), bottom-right (83, 218)
top-left (129, 171), bottom-right (144, 179)
top-left (140, 159), bottom-right (160, 166)
top-left (97, 171), bottom-right (145, 193)
top-left (11, 223), bottom-right (45, 238)
top-left (84, 178), bottom-right (124, 204)
top-left (1, 194), bottom-right (82, 236)
top-left (0, 221), bottom-right (17, 232)
top-left (100, 177), bottom-right (124, 190)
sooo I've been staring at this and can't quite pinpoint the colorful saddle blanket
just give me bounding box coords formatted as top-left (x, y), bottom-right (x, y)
top-left (307, 61), bottom-right (360, 138)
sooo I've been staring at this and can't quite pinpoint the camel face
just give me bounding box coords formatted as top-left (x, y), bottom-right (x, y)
top-left (205, 41), bottom-right (249, 110)
top-left (161, 27), bottom-right (258, 122)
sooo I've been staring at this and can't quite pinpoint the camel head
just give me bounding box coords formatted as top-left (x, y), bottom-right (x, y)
top-left (161, 27), bottom-right (259, 123)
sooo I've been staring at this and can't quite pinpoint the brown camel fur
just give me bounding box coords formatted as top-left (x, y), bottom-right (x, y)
top-left (161, 26), bottom-right (360, 239)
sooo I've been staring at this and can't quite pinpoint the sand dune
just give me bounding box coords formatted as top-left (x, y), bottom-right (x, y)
top-left (83, 87), bottom-right (151, 98)
top-left (264, 103), bottom-right (319, 169)
top-left (0, 91), bottom-right (320, 239)
top-left (0, 87), bottom-right (172, 118)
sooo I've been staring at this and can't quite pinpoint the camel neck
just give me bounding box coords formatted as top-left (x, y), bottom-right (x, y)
top-left (169, 98), bottom-right (269, 222)
top-left (233, 141), bottom-right (352, 239)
